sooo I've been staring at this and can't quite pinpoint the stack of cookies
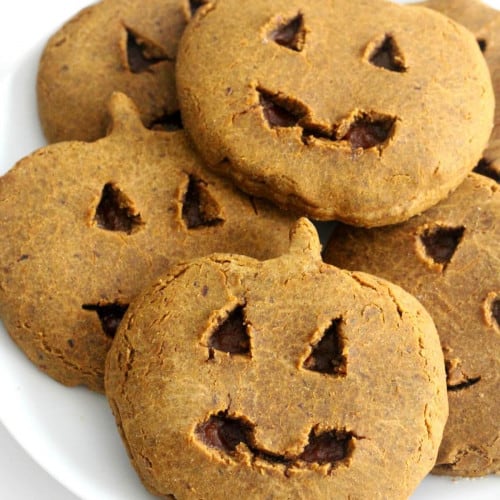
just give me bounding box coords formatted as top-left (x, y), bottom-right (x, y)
top-left (0, 0), bottom-right (498, 498)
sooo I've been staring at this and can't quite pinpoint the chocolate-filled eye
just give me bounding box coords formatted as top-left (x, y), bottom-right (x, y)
top-left (94, 183), bottom-right (144, 234)
top-left (82, 302), bottom-right (129, 338)
top-left (125, 26), bottom-right (170, 73)
top-left (208, 305), bottom-right (250, 356)
top-left (368, 34), bottom-right (407, 73)
top-left (419, 225), bottom-right (465, 267)
top-left (182, 175), bottom-right (224, 229)
top-left (303, 318), bottom-right (346, 375)
top-left (268, 12), bottom-right (306, 52)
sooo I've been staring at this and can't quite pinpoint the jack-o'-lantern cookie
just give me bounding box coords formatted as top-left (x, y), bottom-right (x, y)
top-left (324, 174), bottom-right (500, 476)
top-left (37, 0), bottom-right (207, 143)
top-left (422, 0), bottom-right (500, 181)
top-left (176, 0), bottom-right (494, 227)
top-left (0, 92), bottom-right (295, 392)
top-left (105, 218), bottom-right (448, 499)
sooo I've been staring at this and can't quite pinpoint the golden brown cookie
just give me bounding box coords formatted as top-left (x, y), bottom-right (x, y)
top-left (106, 218), bottom-right (448, 499)
top-left (324, 174), bottom-right (500, 477)
top-left (176, 0), bottom-right (494, 227)
top-left (0, 92), bottom-right (295, 392)
top-left (421, 0), bottom-right (500, 181)
top-left (478, 15), bottom-right (500, 180)
top-left (421, 0), bottom-right (498, 36)
top-left (37, 0), bottom-right (207, 143)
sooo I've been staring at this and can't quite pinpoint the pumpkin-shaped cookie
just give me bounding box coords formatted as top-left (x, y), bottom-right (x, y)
top-left (176, 0), bottom-right (493, 226)
top-left (106, 219), bottom-right (447, 499)
top-left (37, 0), bottom-right (206, 143)
top-left (324, 174), bottom-right (500, 476)
top-left (0, 92), bottom-right (295, 392)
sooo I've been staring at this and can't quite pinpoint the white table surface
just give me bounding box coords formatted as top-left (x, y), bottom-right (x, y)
top-left (0, 421), bottom-right (79, 499)
top-left (0, 3), bottom-right (94, 498)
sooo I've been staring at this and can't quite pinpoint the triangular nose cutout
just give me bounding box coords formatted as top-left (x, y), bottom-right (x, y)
top-left (126, 27), bottom-right (169, 73)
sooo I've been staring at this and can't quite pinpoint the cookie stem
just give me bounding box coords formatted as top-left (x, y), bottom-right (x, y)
top-left (106, 92), bottom-right (146, 137)
top-left (288, 218), bottom-right (322, 260)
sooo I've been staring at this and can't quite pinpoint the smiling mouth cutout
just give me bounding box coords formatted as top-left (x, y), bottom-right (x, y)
top-left (258, 87), bottom-right (396, 151)
top-left (195, 411), bottom-right (357, 474)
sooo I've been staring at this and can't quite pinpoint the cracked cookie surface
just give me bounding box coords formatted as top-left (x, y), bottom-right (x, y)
top-left (176, 0), bottom-right (493, 226)
top-left (324, 174), bottom-right (500, 476)
top-left (0, 92), bottom-right (295, 392)
top-left (105, 218), bottom-right (447, 499)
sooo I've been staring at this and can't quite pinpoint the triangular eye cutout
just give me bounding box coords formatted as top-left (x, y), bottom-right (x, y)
top-left (182, 175), bottom-right (224, 229)
top-left (303, 319), bottom-right (346, 375)
top-left (420, 225), bottom-right (465, 267)
top-left (94, 183), bottom-right (144, 234)
top-left (125, 27), bottom-right (169, 73)
top-left (369, 34), bottom-right (406, 73)
top-left (268, 12), bottom-right (306, 52)
top-left (82, 303), bottom-right (129, 338)
top-left (208, 305), bottom-right (250, 356)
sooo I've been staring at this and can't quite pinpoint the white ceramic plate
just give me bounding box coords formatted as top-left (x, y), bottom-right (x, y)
top-left (0, 1), bottom-right (499, 499)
